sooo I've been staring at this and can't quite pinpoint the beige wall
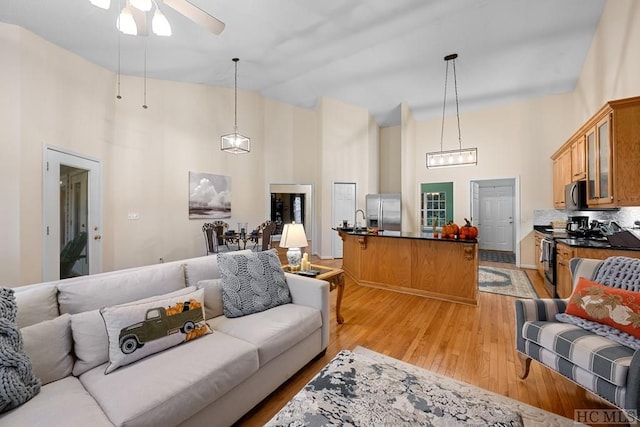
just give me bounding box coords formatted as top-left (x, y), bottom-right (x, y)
top-left (379, 125), bottom-right (401, 193)
top-left (3, 0), bottom-right (640, 283)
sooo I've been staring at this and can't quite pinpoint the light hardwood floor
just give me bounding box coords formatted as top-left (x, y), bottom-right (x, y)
top-left (234, 258), bottom-right (615, 426)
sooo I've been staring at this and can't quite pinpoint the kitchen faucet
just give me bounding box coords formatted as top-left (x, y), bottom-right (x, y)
top-left (355, 209), bottom-right (366, 229)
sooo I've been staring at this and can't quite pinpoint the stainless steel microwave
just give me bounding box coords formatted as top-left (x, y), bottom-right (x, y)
top-left (565, 180), bottom-right (587, 211)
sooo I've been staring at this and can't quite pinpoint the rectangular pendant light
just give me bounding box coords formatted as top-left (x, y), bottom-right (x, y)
top-left (426, 148), bottom-right (477, 169)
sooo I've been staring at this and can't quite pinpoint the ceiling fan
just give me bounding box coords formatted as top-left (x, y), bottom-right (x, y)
top-left (162, 0), bottom-right (225, 35)
top-left (89, 0), bottom-right (225, 36)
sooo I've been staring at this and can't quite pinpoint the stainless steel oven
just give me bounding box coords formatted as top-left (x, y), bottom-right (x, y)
top-left (541, 237), bottom-right (557, 297)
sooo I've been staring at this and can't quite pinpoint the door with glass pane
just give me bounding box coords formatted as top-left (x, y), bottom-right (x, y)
top-left (44, 147), bottom-right (103, 281)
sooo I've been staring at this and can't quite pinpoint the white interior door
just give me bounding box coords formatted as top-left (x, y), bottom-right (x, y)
top-left (478, 185), bottom-right (514, 251)
top-left (44, 146), bottom-right (103, 281)
top-left (332, 182), bottom-right (356, 258)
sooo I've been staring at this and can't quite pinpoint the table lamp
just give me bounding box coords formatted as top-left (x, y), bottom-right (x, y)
top-left (280, 222), bottom-right (308, 268)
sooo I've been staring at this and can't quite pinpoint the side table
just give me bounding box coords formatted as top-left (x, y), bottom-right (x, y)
top-left (282, 264), bottom-right (345, 324)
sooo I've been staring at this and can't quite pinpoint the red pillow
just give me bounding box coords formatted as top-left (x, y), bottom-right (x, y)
top-left (565, 277), bottom-right (640, 338)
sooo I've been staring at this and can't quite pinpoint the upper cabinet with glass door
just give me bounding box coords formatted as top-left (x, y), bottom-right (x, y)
top-left (554, 96), bottom-right (640, 209)
top-left (586, 113), bottom-right (613, 206)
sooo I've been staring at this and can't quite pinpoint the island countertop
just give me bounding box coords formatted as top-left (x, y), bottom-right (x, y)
top-left (337, 229), bottom-right (479, 305)
top-left (335, 228), bottom-right (478, 243)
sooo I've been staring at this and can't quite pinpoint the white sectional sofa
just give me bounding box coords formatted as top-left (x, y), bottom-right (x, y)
top-left (1, 250), bottom-right (330, 427)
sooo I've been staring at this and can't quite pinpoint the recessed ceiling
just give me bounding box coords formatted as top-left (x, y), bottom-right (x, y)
top-left (0, 0), bottom-right (605, 126)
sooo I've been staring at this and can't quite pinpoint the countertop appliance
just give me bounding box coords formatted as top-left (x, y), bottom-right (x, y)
top-left (565, 180), bottom-right (587, 211)
top-left (566, 215), bottom-right (589, 233)
top-left (366, 193), bottom-right (401, 231)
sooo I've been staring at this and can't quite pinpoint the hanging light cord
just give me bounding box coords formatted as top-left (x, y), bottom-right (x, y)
top-left (142, 38), bottom-right (148, 109)
top-left (233, 58), bottom-right (239, 133)
top-left (116, 0), bottom-right (122, 99)
top-left (438, 54), bottom-right (463, 153)
top-left (452, 57), bottom-right (462, 150)
top-left (438, 59), bottom-right (450, 153)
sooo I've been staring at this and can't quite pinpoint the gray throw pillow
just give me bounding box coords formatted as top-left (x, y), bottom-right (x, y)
top-left (217, 249), bottom-right (291, 318)
top-left (0, 288), bottom-right (41, 413)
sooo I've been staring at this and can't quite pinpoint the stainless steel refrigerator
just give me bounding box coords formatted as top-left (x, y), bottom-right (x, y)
top-left (365, 193), bottom-right (401, 231)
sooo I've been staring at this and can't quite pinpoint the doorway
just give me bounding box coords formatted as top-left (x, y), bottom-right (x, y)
top-left (268, 183), bottom-right (313, 252)
top-left (43, 147), bottom-right (103, 281)
top-left (332, 182), bottom-right (356, 259)
top-left (470, 178), bottom-right (519, 264)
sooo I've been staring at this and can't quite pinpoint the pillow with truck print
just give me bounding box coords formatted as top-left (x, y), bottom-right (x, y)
top-left (100, 288), bottom-right (211, 374)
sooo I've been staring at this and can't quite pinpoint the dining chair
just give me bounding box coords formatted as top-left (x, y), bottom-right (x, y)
top-left (211, 220), bottom-right (232, 251)
top-left (202, 223), bottom-right (217, 255)
top-left (260, 221), bottom-right (277, 251)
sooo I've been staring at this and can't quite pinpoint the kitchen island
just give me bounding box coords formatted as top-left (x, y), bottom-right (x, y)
top-left (337, 229), bottom-right (479, 305)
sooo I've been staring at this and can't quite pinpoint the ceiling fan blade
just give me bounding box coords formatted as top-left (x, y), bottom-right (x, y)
top-left (162, 0), bottom-right (225, 35)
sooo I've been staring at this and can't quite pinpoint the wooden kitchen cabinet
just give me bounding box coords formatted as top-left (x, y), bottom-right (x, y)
top-left (556, 242), bottom-right (575, 299)
top-left (586, 114), bottom-right (613, 206)
top-left (555, 242), bottom-right (640, 298)
top-left (534, 234), bottom-right (544, 277)
top-left (552, 148), bottom-right (572, 208)
top-left (552, 96), bottom-right (640, 208)
top-left (571, 136), bottom-right (586, 180)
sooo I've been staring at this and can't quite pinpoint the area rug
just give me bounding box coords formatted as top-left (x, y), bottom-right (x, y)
top-left (479, 266), bottom-right (538, 299)
top-left (266, 347), bottom-right (577, 426)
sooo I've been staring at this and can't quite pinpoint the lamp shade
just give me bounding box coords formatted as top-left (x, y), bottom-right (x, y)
top-left (152, 8), bottom-right (172, 36)
top-left (280, 223), bottom-right (308, 248)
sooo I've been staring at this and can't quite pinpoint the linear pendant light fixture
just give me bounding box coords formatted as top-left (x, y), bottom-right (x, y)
top-left (426, 53), bottom-right (477, 169)
top-left (221, 58), bottom-right (250, 154)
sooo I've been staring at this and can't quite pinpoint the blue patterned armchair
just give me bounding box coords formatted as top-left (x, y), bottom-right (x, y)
top-left (515, 256), bottom-right (640, 417)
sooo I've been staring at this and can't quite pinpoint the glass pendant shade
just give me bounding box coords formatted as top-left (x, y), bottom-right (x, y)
top-left (117, 6), bottom-right (138, 35)
top-left (426, 148), bottom-right (477, 169)
top-left (130, 0), bottom-right (152, 12)
top-left (152, 9), bottom-right (172, 36)
top-left (221, 58), bottom-right (250, 154)
top-left (89, 0), bottom-right (111, 9)
top-left (220, 131), bottom-right (250, 154)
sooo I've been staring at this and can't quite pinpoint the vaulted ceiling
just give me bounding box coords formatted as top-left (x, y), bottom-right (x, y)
top-left (0, 0), bottom-right (605, 126)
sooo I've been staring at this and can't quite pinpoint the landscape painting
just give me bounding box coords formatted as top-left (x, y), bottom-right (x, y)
top-left (189, 172), bottom-right (231, 219)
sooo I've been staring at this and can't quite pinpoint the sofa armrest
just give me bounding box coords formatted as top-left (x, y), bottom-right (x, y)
top-left (285, 273), bottom-right (330, 350)
top-left (514, 298), bottom-right (567, 352)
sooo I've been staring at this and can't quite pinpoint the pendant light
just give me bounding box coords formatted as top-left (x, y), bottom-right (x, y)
top-left (426, 53), bottom-right (477, 169)
top-left (221, 58), bottom-right (250, 154)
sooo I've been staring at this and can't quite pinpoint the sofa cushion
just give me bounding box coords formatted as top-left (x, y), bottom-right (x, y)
top-left (0, 376), bottom-right (113, 427)
top-left (0, 288), bottom-right (41, 413)
top-left (13, 284), bottom-right (59, 328)
top-left (22, 314), bottom-right (74, 385)
top-left (58, 262), bottom-right (186, 314)
top-left (71, 286), bottom-right (198, 376)
top-left (565, 277), bottom-right (640, 338)
top-left (218, 249), bottom-right (291, 318)
top-left (523, 320), bottom-right (634, 386)
top-left (79, 332), bottom-right (259, 427)
top-left (196, 279), bottom-right (224, 319)
top-left (209, 303), bottom-right (322, 366)
top-left (183, 250), bottom-right (252, 286)
top-left (101, 288), bottom-right (210, 374)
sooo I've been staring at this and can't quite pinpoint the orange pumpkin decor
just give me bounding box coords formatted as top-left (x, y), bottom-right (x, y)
top-left (459, 218), bottom-right (479, 240)
top-left (441, 221), bottom-right (459, 239)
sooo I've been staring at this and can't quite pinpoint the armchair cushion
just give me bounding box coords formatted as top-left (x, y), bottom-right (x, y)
top-left (523, 320), bottom-right (634, 386)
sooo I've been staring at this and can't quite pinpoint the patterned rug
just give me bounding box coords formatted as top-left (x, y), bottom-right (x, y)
top-left (479, 266), bottom-right (538, 299)
top-left (267, 347), bottom-right (576, 426)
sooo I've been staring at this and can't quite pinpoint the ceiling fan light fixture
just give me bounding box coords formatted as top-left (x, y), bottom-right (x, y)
top-left (129, 0), bottom-right (152, 12)
top-left (117, 6), bottom-right (138, 35)
top-left (89, 0), bottom-right (111, 9)
top-left (152, 8), bottom-right (172, 36)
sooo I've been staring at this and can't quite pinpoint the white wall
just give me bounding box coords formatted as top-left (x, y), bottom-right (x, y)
top-left (379, 125), bottom-right (401, 193)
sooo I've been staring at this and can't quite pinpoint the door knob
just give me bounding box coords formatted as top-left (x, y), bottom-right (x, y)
top-left (94, 235), bottom-right (102, 240)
